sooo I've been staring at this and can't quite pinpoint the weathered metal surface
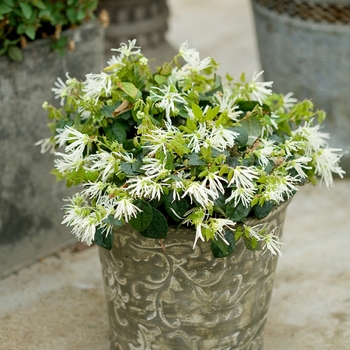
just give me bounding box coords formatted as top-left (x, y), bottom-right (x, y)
top-left (255, 0), bottom-right (350, 23)
top-left (252, 1), bottom-right (350, 174)
top-left (99, 201), bottom-right (290, 350)
top-left (97, 0), bottom-right (169, 52)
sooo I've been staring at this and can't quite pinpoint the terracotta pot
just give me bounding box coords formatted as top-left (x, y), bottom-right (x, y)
top-left (99, 200), bottom-right (290, 350)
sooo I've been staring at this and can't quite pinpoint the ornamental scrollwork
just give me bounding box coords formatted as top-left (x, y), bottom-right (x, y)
top-left (99, 202), bottom-right (289, 349)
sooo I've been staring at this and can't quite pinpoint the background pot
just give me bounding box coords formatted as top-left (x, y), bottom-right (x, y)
top-left (96, 0), bottom-right (176, 66)
top-left (0, 21), bottom-right (104, 280)
top-left (99, 200), bottom-right (290, 350)
top-left (251, 0), bottom-right (350, 174)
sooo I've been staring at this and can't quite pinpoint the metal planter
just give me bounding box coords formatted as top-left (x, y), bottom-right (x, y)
top-left (99, 200), bottom-right (290, 350)
top-left (251, 0), bottom-right (350, 173)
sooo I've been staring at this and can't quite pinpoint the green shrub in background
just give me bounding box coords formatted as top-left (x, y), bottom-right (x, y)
top-left (0, 0), bottom-right (98, 61)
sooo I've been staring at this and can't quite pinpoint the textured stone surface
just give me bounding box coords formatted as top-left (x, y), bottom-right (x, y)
top-left (0, 21), bottom-right (105, 279)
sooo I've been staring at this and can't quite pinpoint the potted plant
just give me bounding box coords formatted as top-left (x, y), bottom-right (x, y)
top-left (39, 40), bottom-right (344, 349)
top-left (0, 0), bottom-right (103, 279)
top-left (250, 0), bottom-right (350, 174)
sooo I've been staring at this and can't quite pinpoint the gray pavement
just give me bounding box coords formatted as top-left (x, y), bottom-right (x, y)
top-left (1, 1), bottom-right (350, 349)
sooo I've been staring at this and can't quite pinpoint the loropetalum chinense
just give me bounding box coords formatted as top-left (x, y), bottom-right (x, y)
top-left (39, 40), bottom-right (345, 258)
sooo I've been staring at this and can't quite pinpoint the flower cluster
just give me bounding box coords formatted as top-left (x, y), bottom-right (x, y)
top-left (40, 40), bottom-right (345, 257)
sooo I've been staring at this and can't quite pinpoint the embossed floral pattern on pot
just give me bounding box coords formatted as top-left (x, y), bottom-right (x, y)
top-left (99, 200), bottom-right (290, 350)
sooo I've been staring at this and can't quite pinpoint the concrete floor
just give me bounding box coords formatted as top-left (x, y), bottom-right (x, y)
top-left (1, 1), bottom-right (350, 349)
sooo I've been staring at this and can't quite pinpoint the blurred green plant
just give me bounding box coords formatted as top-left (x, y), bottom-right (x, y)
top-left (0, 0), bottom-right (98, 61)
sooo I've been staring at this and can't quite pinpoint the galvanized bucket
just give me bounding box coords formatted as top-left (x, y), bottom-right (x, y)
top-left (97, 0), bottom-right (169, 50)
top-left (251, 0), bottom-right (350, 173)
top-left (99, 200), bottom-right (290, 350)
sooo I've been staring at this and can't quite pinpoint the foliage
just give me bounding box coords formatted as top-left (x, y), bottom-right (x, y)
top-left (39, 40), bottom-right (345, 258)
top-left (0, 0), bottom-right (98, 61)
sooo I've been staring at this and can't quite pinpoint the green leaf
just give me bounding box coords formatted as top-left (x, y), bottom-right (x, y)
top-left (119, 82), bottom-right (142, 99)
top-left (66, 7), bottom-right (77, 23)
top-left (17, 23), bottom-right (26, 35)
top-left (214, 193), bottom-right (227, 213)
top-left (84, 170), bottom-right (99, 183)
top-left (25, 24), bottom-right (36, 40)
top-left (191, 103), bottom-right (203, 121)
top-left (230, 126), bottom-right (248, 148)
top-left (211, 230), bottom-right (235, 258)
top-left (32, 0), bottom-right (46, 10)
top-left (51, 36), bottom-right (68, 56)
top-left (93, 226), bottom-right (114, 250)
top-left (164, 192), bottom-right (190, 222)
top-left (129, 200), bottom-right (153, 231)
top-left (132, 160), bottom-right (143, 173)
top-left (241, 116), bottom-right (262, 146)
top-left (244, 236), bottom-right (259, 250)
top-left (237, 101), bottom-right (270, 114)
top-left (164, 152), bottom-right (175, 171)
top-left (0, 3), bottom-right (12, 14)
top-left (3, 0), bottom-right (14, 6)
top-left (226, 157), bottom-right (240, 168)
top-left (139, 208), bottom-right (168, 239)
top-left (123, 139), bottom-right (135, 150)
top-left (120, 162), bottom-right (135, 175)
top-left (234, 225), bottom-right (243, 241)
top-left (154, 74), bottom-right (167, 85)
top-left (242, 155), bottom-right (255, 167)
top-left (148, 197), bottom-right (163, 209)
top-left (20, 2), bottom-right (32, 19)
top-left (7, 46), bottom-right (23, 62)
top-left (205, 105), bottom-right (220, 120)
top-left (264, 162), bottom-right (275, 174)
top-left (158, 61), bottom-right (172, 75)
top-left (64, 165), bottom-right (86, 187)
top-left (211, 148), bottom-right (229, 158)
top-left (102, 214), bottom-right (123, 227)
top-left (253, 201), bottom-right (275, 219)
top-left (187, 153), bottom-right (207, 166)
top-left (77, 8), bottom-right (86, 21)
top-left (0, 46), bottom-right (8, 56)
top-left (105, 121), bottom-right (127, 143)
top-left (100, 101), bottom-right (118, 117)
top-left (237, 101), bottom-right (259, 112)
top-left (226, 200), bottom-right (251, 222)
